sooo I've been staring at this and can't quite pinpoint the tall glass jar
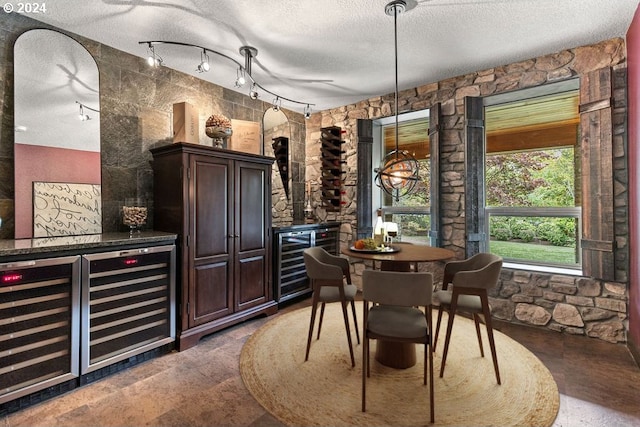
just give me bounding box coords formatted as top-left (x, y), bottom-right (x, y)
top-left (122, 198), bottom-right (147, 236)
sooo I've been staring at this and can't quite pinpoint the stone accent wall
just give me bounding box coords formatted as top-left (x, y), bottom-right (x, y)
top-left (0, 13), bottom-right (304, 238)
top-left (305, 38), bottom-right (630, 343)
top-left (265, 118), bottom-right (306, 226)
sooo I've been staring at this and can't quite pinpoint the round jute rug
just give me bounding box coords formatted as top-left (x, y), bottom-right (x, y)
top-left (240, 303), bottom-right (559, 427)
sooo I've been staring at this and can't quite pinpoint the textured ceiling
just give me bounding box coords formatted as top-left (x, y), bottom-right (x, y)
top-left (23, 0), bottom-right (640, 114)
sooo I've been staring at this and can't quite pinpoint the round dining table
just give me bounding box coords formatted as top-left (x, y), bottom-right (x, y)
top-left (343, 243), bottom-right (455, 369)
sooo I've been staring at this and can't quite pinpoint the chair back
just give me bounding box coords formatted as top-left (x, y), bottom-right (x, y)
top-left (303, 247), bottom-right (344, 282)
top-left (443, 252), bottom-right (502, 288)
top-left (362, 270), bottom-right (433, 307)
top-left (451, 254), bottom-right (503, 290)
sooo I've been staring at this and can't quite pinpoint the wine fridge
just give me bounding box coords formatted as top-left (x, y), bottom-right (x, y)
top-left (0, 256), bottom-right (81, 404)
top-left (81, 244), bottom-right (175, 374)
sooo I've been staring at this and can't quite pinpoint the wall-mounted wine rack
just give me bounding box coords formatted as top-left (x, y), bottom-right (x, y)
top-left (320, 126), bottom-right (345, 211)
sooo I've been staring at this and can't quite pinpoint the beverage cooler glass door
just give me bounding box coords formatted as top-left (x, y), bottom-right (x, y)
top-left (81, 245), bottom-right (176, 374)
top-left (0, 255), bottom-right (81, 404)
top-left (276, 230), bottom-right (313, 301)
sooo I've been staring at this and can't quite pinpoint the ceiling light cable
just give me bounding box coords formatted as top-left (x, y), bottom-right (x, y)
top-left (374, 0), bottom-right (420, 201)
top-left (139, 40), bottom-right (314, 110)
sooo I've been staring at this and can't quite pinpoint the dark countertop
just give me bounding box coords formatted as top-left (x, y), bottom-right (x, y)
top-left (0, 231), bottom-right (177, 259)
top-left (272, 221), bottom-right (341, 233)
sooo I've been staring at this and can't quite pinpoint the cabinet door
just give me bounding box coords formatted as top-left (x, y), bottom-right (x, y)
top-left (234, 160), bottom-right (271, 311)
top-left (189, 154), bottom-right (234, 327)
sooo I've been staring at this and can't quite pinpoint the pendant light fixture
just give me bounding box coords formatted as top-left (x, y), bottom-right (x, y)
top-left (374, 0), bottom-right (420, 201)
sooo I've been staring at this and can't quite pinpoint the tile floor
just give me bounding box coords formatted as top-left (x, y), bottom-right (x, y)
top-left (1, 297), bottom-right (639, 427)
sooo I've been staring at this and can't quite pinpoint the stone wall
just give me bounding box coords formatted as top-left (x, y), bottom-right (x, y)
top-left (0, 13), bottom-right (304, 238)
top-left (305, 38), bottom-right (630, 343)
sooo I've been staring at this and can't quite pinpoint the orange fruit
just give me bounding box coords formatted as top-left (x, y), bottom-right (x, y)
top-left (354, 239), bottom-right (365, 249)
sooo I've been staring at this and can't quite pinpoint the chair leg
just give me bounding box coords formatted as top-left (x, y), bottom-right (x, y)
top-left (305, 293), bottom-right (320, 361)
top-left (433, 304), bottom-right (446, 351)
top-left (362, 334), bottom-right (368, 412)
top-left (341, 300), bottom-right (355, 367)
top-left (439, 295), bottom-right (458, 378)
top-left (350, 300), bottom-right (360, 344)
top-left (480, 294), bottom-right (501, 385)
top-left (317, 302), bottom-right (326, 340)
top-left (473, 313), bottom-right (485, 357)
top-left (428, 341), bottom-right (435, 424)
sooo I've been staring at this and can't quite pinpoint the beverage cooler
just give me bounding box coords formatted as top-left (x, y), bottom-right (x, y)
top-left (273, 223), bottom-right (340, 303)
top-left (0, 237), bottom-right (176, 409)
top-left (81, 245), bottom-right (175, 374)
top-left (0, 256), bottom-right (81, 405)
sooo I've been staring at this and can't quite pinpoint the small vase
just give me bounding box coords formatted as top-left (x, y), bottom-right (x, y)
top-left (205, 126), bottom-right (232, 148)
top-left (122, 198), bottom-right (147, 236)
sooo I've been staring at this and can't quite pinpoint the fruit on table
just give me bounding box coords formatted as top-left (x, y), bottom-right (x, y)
top-left (354, 238), bottom-right (377, 250)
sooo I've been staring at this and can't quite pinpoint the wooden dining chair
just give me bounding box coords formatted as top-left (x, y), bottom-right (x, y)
top-left (303, 247), bottom-right (360, 367)
top-left (361, 270), bottom-right (434, 423)
top-left (433, 252), bottom-right (503, 384)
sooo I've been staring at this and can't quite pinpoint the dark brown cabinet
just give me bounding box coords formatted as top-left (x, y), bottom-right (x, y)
top-left (151, 143), bottom-right (277, 350)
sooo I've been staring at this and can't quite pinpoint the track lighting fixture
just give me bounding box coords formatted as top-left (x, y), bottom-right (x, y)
top-left (196, 49), bottom-right (210, 73)
top-left (146, 43), bottom-right (162, 67)
top-left (139, 40), bottom-right (314, 112)
top-left (76, 101), bottom-right (99, 121)
top-left (303, 104), bottom-right (312, 119)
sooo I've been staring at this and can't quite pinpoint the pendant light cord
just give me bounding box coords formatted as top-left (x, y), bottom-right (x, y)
top-left (394, 3), bottom-right (400, 161)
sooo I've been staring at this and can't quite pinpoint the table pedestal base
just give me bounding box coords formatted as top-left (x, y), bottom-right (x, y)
top-left (375, 341), bottom-right (416, 369)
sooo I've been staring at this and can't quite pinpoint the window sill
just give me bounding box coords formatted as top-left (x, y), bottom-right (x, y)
top-left (503, 262), bottom-right (582, 277)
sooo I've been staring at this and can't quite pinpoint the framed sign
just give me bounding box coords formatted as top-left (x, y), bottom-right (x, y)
top-left (32, 181), bottom-right (102, 237)
top-left (229, 119), bottom-right (261, 154)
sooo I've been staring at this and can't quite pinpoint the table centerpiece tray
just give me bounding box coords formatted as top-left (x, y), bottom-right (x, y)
top-left (348, 245), bottom-right (401, 254)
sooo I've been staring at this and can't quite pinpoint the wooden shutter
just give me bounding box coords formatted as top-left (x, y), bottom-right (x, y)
top-left (580, 67), bottom-right (615, 280)
top-left (464, 96), bottom-right (487, 257)
top-left (356, 119), bottom-right (374, 239)
top-left (429, 103), bottom-right (442, 246)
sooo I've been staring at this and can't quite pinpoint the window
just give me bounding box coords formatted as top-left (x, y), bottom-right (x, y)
top-left (484, 84), bottom-right (581, 269)
top-left (373, 110), bottom-right (431, 245)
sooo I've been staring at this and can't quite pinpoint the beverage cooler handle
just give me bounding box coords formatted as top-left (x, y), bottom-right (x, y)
top-left (0, 260), bottom-right (36, 269)
top-left (118, 248), bottom-right (150, 256)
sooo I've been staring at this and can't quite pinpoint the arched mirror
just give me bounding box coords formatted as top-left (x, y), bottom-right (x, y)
top-left (263, 108), bottom-right (290, 200)
top-left (14, 29), bottom-right (101, 239)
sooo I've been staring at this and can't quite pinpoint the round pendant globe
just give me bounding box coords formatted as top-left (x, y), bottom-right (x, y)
top-left (375, 149), bottom-right (420, 199)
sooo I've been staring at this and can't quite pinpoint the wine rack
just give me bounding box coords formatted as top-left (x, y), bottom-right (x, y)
top-left (272, 137), bottom-right (289, 199)
top-left (320, 126), bottom-right (345, 211)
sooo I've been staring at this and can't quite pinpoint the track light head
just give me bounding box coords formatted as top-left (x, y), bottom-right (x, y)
top-left (249, 84), bottom-right (259, 100)
top-left (304, 104), bottom-right (311, 119)
top-left (235, 67), bottom-right (246, 87)
top-left (146, 43), bottom-right (163, 67)
top-left (197, 49), bottom-right (210, 73)
top-left (272, 97), bottom-right (281, 111)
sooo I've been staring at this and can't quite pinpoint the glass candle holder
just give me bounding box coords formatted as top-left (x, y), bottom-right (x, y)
top-left (122, 198), bottom-right (147, 236)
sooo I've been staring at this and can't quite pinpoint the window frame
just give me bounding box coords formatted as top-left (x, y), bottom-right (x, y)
top-left (481, 79), bottom-right (582, 271)
top-left (372, 109), bottom-right (431, 244)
